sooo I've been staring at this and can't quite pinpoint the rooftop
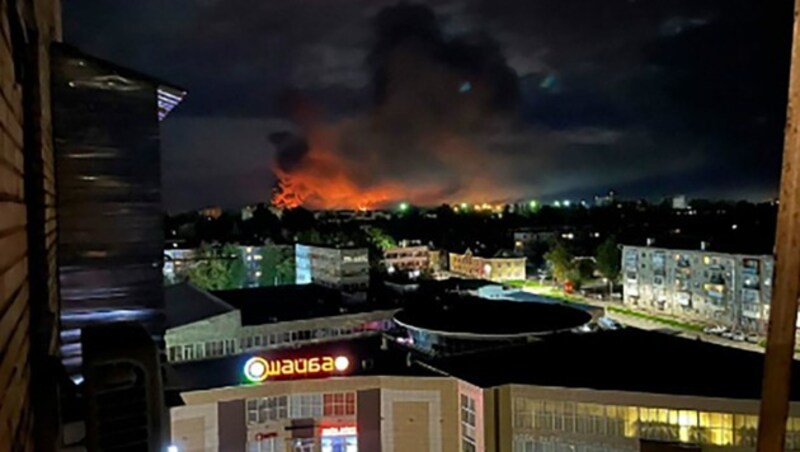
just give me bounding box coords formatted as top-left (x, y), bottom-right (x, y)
top-left (168, 328), bottom-right (800, 402)
top-left (622, 238), bottom-right (773, 257)
top-left (165, 283), bottom-right (234, 329)
top-left (211, 284), bottom-right (400, 326)
top-left (168, 336), bottom-right (434, 394)
top-left (430, 328), bottom-right (800, 400)
top-left (394, 296), bottom-right (592, 337)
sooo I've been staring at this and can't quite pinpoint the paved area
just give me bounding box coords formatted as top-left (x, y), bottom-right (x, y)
top-left (519, 285), bottom-right (800, 359)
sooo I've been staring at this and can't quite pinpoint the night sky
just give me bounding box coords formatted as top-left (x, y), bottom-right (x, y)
top-left (64, 0), bottom-right (794, 212)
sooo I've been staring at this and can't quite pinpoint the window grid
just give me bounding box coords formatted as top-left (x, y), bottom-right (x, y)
top-left (323, 392), bottom-right (356, 417)
top-left (247, 396), bottom-right (288, 424)
top-left (290, 393), bottom-right (323, 419)
top-left (248, 437), bottom-right (284, 452)
top-left (512, 397), bottom-right (800, 450)
top-left (461, 394), bottom-right (477, 451)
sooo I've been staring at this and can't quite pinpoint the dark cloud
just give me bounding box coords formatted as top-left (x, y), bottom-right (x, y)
top-left (64, 0), bottom-right (794, 211)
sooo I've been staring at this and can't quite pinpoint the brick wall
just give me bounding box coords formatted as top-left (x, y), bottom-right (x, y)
top-left (0, 1), bottom-right (61, 450)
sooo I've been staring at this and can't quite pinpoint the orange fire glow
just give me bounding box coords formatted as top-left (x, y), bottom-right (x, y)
top-left (271, 124), bottom-right (517, 210)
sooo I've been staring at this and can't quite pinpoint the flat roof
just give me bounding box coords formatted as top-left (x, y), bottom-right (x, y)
top-left (394, 296), bottom-right (592, 337)
top-left (168, 329), bottom-right (800, 402)
top-left (430, 328), bottom-right (800, 400)
top-left (165, 283), bottom-right (234, 329)
top-left (52, 43), bottom-right (187, 121)
top-left (211, 284), bottom-right (400, 326)
top-left (168, 336), bottom-right (434, 393)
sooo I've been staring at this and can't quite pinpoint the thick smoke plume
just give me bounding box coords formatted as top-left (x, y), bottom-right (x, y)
top-left (271, 3), bottom-right (521, 209)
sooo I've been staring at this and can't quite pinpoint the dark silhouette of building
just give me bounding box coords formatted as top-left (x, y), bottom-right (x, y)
top-left (51, 44), bottom-right (185, 376)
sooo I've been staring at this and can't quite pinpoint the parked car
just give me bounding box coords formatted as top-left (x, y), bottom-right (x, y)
top-left (746, 334), bottom-right (761, 344)
top-left (703, 325), bottom-right (728, 335)
top-left (730, 331), bottom-right (746, 342)
top-left (721, 330), bottom-right (735, 339)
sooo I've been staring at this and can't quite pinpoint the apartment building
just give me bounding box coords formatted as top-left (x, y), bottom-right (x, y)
top-left (295, 244), bottom-right (370, 292)
top-left (621, 245), bottom-right (776, 334)
top-left (383, 244), bottom-right (430, 274)
top-left (449, 249), bottom-right (526, 282)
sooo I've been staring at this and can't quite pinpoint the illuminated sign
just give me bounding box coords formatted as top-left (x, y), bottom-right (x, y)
top-left (244, 355), bottom-right (351, 383)
top-left (321, 426), bottom-right (357, 437)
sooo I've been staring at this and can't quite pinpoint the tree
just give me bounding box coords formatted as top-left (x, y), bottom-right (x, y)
top-left (296, 228), bottom-right (323, 245)
top-left (364, 226), bottom-right (397, 251)
top-left (258, 244), bottom-right (296, 286)
top-left (596, 236), bottom-right (621, 295)
top-left (544, 241), bottom-right (573, 283)
top-left (186, 244), bottom-right (246, 290)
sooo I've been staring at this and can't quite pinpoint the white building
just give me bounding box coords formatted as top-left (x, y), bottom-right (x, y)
top-left (621, 245), bottom-right (777, 333)
top-left (164, 283), bottom-right (396, 364)
top-left (295, 244), bottom-right (369, 292)
top-left (383, 244), bottom-right (430, 275)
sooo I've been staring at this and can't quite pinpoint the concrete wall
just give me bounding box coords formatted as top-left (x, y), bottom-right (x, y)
top-left (0, 0), bottom-right (61, 449)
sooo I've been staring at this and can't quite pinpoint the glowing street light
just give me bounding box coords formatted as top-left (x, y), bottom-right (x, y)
top-left (334, 356), bottom-right (350, 371)
top-left (553, 201), bottom-right (561, 208)
top-left (460, 202), bottom-right (468, 210)
top-left (398, 202), bottom-right (409, 212)
top-left (529, 200), bottom-right (538, 209)
top-left (563, 200), bottom-right (571, 207)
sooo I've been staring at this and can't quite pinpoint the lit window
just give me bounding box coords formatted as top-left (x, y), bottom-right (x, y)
top-left (324, 392), bottom-right (356, 417)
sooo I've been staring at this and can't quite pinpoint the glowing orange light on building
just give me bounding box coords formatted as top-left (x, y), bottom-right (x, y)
top-left (243, 354), bottom-right (351, 383)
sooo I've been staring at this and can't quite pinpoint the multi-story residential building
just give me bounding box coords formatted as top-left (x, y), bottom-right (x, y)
top-left (164, 283), bottom-right (397, 364)
top-left (621, 245), bottom-right (776, 333)
top-left (296, 244), bottom-right (370, 292)
top-left (449, 249), bottom-right (526, 282)
top-left (165, 244), bottom-right (293, 287)
top-left (383, 244), bottom-right (430, 274)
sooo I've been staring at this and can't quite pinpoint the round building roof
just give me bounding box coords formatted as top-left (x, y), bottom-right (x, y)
top-left (393, 297), bottom-right (592, 339)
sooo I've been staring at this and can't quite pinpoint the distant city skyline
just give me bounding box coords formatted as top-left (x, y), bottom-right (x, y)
top-left (65, 0), bottom-right (794, 211)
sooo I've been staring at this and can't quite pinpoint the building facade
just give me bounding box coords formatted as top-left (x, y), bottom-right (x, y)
top-left (1, 1), bottom-right (62, 448)
top-left (171, 371), bottom-right (800, 452)
top-left (52, 44), bottom-right (185, 374)
top-left (621, 245), bottom-right (776, 333)
top-left (164, 285), bottom-right (396, 364)
top-left (295, 244), bottom-right (369, 291)
top-left (172, 375), bottom-right (469, 452)
top-left (505, 385), bottom-right (800, 451)
top-left (383, 244), bottom-right (430, 274)
top-left (165, 245), bottom-right (294, 288)
top-left (449, 249), bottom-right (526, 282)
